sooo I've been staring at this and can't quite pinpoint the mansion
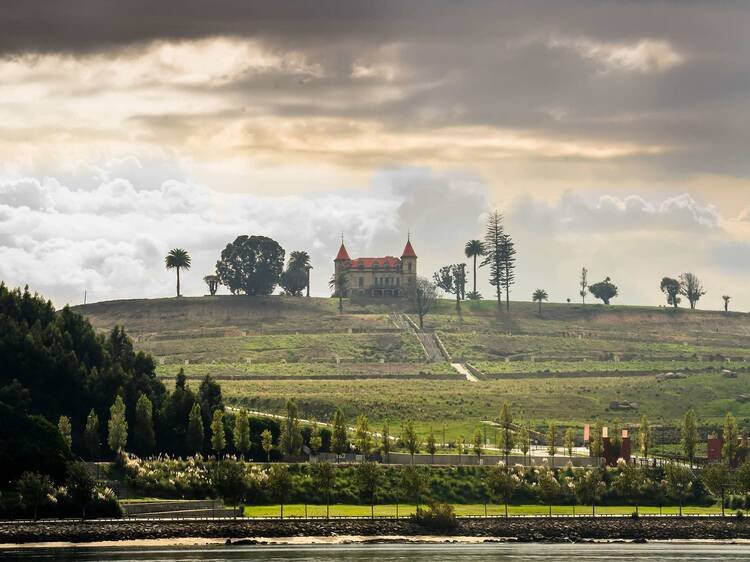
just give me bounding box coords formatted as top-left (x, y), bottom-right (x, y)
top-left (333, 238), bottom-right (417, 298)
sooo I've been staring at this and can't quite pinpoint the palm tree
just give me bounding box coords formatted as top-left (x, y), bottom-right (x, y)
top-left (464, 239), bottom-right (485, 299)
top-left (532, 288), bottom-right (548, 315)
top-left (289, 250), bottom-right (311, 271)
top-left (722, 295), bottom-right (731, 312)
top-left (165, 248), bottom-right (191, 297)
top-left (289, 251), bottom-right (312, 297)
top-left (329, 272), bottom-right (348, 313)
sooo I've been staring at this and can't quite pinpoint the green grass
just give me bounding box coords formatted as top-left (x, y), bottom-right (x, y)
top-left (243, 503), bottom-right (723, 518)
top-left (144, 333), bottom-right (426, 364)
top-left (473, 359), bottom-right (737, 376)
top-left (157, 361), bottom-right (457, 378)
top-left (222, 370), bottom-right (750, 440)
top-left (76, 295), bottom-right (750, 442)
top-left (440, 332), bottom-right (750, 362)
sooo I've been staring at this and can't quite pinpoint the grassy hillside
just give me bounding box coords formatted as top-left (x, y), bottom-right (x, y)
top-left (74, 295), bottom-right (750, 439)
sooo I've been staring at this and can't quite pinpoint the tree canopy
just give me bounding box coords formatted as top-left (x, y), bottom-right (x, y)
top-left (215, 235), bottom-right (285, 295)
top-left (589, 277), bottom-right (618, 305)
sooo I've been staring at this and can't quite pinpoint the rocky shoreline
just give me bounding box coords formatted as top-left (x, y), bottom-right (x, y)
top-left (1, 517), bottom-right (750, 545)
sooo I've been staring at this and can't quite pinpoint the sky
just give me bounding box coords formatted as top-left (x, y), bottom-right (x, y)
top-left (1, 0), bottom-right (750, 309)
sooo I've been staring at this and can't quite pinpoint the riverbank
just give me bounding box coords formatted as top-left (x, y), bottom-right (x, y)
top-left (2, 517), bottom-right (750, 545)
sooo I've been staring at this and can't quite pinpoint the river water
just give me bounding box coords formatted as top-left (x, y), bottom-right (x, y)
top-left (1, 543), bottom-right (750, 561)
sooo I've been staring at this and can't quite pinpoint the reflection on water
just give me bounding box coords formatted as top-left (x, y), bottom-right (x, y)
top-left (1, 543), bottom-right (750, 562)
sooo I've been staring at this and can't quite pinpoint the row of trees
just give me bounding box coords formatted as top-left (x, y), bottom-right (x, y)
top-left (164, 238), bottom-right (313, 298)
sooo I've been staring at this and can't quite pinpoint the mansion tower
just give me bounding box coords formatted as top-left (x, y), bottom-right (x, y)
top-left (333, 238), bottom-right (417, 298)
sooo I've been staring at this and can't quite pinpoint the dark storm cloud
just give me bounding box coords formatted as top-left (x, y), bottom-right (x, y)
top-left (3, 0), bottom-right (750, 178)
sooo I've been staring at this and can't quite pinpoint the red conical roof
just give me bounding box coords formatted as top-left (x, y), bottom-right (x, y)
top-left (401, 239), bottom-right (417, 258)
top-left (335, 242), bottom-right (351, 261)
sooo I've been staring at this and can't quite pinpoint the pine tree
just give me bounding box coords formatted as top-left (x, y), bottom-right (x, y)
top-left (547, 423), bottom-right (557, 459)
top-left (186, 402), bottom-right (204, 454)
top-left (210, 409), bottom-right (226, 456)
top-left (134, 393), bottom-right (155, 457)
top-left (58, 415), bottom-right (73, 451)
top-left (480, 210), bottom-right (505, 309)
top-left (499, 233), bottom-right (516, 311)
top-left (107, 395), bottom-right (128, 453)
top-left (234, 409), bottom-right (251, 458)
top-left (84, 409), bottom-right (100, 460)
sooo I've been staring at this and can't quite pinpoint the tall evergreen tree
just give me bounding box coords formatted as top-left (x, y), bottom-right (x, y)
top-left (499, 233), bottom-right (516, 311)
top-left (261, 429), bottom-right (273, 462)
top-left (58, 415), bottom-right (72, 451)
top-left (480, 210), bottom-right (505, 309)
top-left (279, 398), bottom-right (303, 455)
top-left (639, 415), bottom-right (653, 460)
top-left (681, 409), bottom-right (698, 466)
top-left (186, 402), bottom-right (204, 454)
top-left (331, 408), bottom-right (349, 460)
top-left (499, 401), bottom-right (514, 469)
top-left (83, 409), bottom-right (100, 460)
top-left (723, 412), bottom-right (739, 463)
top-left (234, 409), bottom-right (251, 458)
top-left (133, 393), bottom-right (156, 457)
top-left (107, 395), bottom-right (128, 453)
top-left (380, 421), bottom-right (391, 463)
top-left (210, 409), bottom-right (226, 456)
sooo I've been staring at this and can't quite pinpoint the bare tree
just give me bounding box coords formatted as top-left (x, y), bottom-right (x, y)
top-left (412, 277), bottom-right (438, 329)
top-left (679, 272), bottom-right (705, 310)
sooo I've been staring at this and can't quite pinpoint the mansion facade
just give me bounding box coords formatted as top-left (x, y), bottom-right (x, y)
top-left (334, 238), bottom-right (417, 298)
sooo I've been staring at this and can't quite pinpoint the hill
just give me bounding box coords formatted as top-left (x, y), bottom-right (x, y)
top-left (73, 296), bottom-right (750, 441)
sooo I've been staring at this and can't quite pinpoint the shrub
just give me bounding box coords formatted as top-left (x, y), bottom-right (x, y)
top-left (411, 501), bottom-right (458, 531)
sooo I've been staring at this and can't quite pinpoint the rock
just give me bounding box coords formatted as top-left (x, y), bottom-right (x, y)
top-left (609, 400), bottom-right (639, 410)
top-left (722, 369), bottom-right (737, 378)
top-left (655, 372), bottom-right (686, 382)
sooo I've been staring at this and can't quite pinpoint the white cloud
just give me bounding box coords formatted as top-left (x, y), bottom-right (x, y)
top-left (0, 162), bottom-right (489, 306)
top-left (547, 36), bottom-right (684, 73)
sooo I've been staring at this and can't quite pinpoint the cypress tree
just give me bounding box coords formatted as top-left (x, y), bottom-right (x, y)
top-left (58, 415), bottom-right (73, 451)
top-left (84, 409), bottom-right (100, 460)
top-left (331, 408), bottom-right (349, 460)
top-left (134, 393), bottom-right (156, 457)
top-left (107, 395), bottom-right (128, 453)
top-left (210, 409), bottom-right (226, 456)
top-left (186, 402), bottom-right (204, 454)
top-left (234, 409), bottom-right (251, 458)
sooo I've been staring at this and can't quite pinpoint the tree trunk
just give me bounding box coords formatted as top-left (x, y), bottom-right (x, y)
top-left (538, 300), bottom-right (542, 315)
top-left (306, 270), bottom-right (310, 297)
top-left (280, 502), bottom-right (284, 520)
top-left (176, 266), bottom-right (181, 297)
top-left (472, 255), bottom-right (477, 295)
top-left (419, 313), bottom-right (424, 330)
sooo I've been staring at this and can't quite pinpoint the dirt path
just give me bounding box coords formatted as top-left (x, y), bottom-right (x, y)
top-left (451, 362), bottom-right (478, 382)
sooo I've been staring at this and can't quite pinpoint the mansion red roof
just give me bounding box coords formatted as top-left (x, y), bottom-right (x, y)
top-left (348, 256), bottom-right (401, 268)
top-left (401, 240), bottom-right (417, 258)
top-left (334, 243), bottom-right (351, 261)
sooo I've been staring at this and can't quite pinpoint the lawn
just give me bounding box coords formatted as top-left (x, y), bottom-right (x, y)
top-left (243, 503), bottom-right (723, 518)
